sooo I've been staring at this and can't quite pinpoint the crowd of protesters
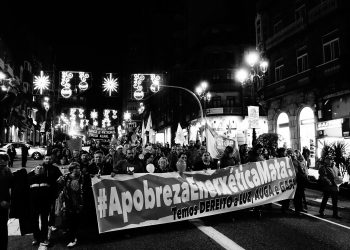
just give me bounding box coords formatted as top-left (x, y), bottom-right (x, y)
top-left (0, 137), bottom-right (344, 249)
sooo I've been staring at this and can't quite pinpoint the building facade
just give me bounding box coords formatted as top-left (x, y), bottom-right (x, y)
top-left (256, 0), bottom-right (350, 163)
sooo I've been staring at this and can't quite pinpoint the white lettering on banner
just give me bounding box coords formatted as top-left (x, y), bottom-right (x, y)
top-left (96, 158), bottom-right (295, 223)
top-left (98, 188), bottom-right (108, 218)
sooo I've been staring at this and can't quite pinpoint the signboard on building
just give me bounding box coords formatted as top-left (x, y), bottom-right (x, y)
top-left (316, 119), bottom-right (343, 130)
top-left (88, 126), bottom-right (115, 139)
top-left (248, 106), bottom-right (259, 128)
top-left (206, 108), bottom-right (223, 115)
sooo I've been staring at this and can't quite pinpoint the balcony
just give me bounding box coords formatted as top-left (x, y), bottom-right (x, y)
top-left (309, 0), bottom-right (338, 24)
top-left (260, 69), bottom-right (311, 101)
top-left (266, 18), bottom-right (305, 50)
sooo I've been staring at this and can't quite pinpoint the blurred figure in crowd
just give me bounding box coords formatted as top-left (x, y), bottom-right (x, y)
top-left (0, 153), bottom-right (13, 250)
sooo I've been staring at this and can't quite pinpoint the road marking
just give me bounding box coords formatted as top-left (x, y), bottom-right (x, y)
top-left (190, 219), bottom-right (245, 250)
top-left (273, 203), bottom-right (350, 230)
top-left (313, 198), bottom-right (344, 209)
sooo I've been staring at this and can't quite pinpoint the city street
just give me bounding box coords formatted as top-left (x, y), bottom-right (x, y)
top-left (2, 1), bottom-right (350, 250)
top-left (8, 162), bottom-right (350, 250)
top-left (12, 159), bottom-right (42, 170)
top-left (7, 201), bottom-right (350, 249)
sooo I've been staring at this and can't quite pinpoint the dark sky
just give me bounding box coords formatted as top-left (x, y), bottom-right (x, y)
top-left (4, 1), bottom-right (257, 73)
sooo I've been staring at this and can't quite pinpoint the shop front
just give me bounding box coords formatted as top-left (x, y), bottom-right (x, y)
top-left (276, 112), bottom-right (291, 148)
top-left (154, 126), bottom-right (172, 146)
top-left (299, 107), bottom-right (316, 167)
top-left (189, 115), bottom-right (268, 147)
top-left (316, 118), bottom-right (350, 158)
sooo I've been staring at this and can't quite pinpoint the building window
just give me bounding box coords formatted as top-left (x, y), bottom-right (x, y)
top-left (323, 38), bottom-right (340, 62)
top-left (295, 5), bottom-right (306, 21)
top-left (226, 96), bottom-right (234, 107)
top-left (212, 96), bottom-right (221, 108)
top-left (275, 59), bottom-right (284, 81)
top-left (297, 47), bottom-right (308, 73)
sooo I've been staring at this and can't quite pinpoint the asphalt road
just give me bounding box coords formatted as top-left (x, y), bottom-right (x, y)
top-left (8, 160), bottom-right (350, 250)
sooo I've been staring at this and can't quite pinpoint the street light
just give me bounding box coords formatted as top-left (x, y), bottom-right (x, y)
top-left (195, 81), bottom-right (211, 115)
top-left (235, 49), bottom-right (268, 146)
top-left (236, 50), bottom-right (268, 84)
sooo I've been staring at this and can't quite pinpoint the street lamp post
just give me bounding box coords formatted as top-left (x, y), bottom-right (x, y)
top-left (195, 81), bottom-right (212, 116)
top-left (43, 97), bottom-right (50, 145)
top-left (195, 81), bottom-right (211, 146)
top-left (235, 50), bottom-right (268, 147)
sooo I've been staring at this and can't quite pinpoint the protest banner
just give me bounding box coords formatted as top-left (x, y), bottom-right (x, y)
top-left (88, 126), bottom-right (115, 139)
top-left (92, 157), bottom-right (296, 233)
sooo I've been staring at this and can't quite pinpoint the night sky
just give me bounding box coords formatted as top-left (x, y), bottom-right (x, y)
top-left (3, 1), bottom-right (257, 73)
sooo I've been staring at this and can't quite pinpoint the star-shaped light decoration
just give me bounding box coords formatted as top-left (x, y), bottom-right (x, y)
top-left (103, 73), bottom-right (118, 96)
top-left (33, 71), bottom-right (50, 94)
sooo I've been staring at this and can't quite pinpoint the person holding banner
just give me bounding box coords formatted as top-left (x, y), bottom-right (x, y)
top-left (88, 151), bottom-right (113, 176)
top-left (176, 153), bottom-right (188, 177)
top-left (220, 146), bottom-right (240, 169)
top-left (111, 148), bottom-right (144, 176)
top-left (156, 157), bottom-right (173, 173)
top-left (193, 151), bottom-right (217, 171)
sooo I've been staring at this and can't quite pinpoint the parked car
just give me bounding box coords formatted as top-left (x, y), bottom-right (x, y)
top-left (0, 142), bottom-right (47, 160)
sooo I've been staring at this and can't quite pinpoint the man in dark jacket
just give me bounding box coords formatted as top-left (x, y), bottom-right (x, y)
top-left (193, 151), bottom-right (217, 171)
top-left (28, 155), bottom-right (62, 246)
top-left (318, 156), bottom-right (342, 219)
top-left (87, 150), bottom-right (113, 176)
top-left (111, 148), bottom-right (144, 175)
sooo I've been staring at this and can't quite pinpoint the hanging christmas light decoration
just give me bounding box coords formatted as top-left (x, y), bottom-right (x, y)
top-left (60, 71), bottom-right (73, 98)
top-left (78, 72), bottom-right (89, 91)
top-left (112, 110), bottom-right (118, 119)
top-left (103, 73), bottom-right (118, 96)
top-left (138, 102), bottom-right (145, 114)
top-left (90, 109), bottom-right (98, 120)
top-left (150, 74), bottom-right (160, 93)
top-left (103, 109), bottom-right (111, 118)
top-left (78, 108), bottom-right (84, 118)
top-left (33, 71), bottom-right (50, 94)
top-left (133, 74), bottom-right (145, 100)
top-left (90, 109), bottom-right (98, 127)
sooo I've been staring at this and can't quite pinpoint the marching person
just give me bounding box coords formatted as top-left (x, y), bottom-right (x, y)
top-left (28, 155), bottom-right (62, 247)
top-left (112, 145), bottom-right (125, 167)
top-left (220, 145), bottom-right (240, 169)
top-left (87, 150), bottom-right (113, 176)
top-left (111, 148), bottom-right (144, 176)
top-left (57, 162), bottom-right (84, 248)
top-left (156, 157), bottom-right (173, 173)
top-left (193, 151), bottom-right (217, 171)
top-left (318, 155), bottom-right (342, 219)
top-left (176, 153), bottom-right (188, 177)
top-left (0, 153), bottom-right (14, 250)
